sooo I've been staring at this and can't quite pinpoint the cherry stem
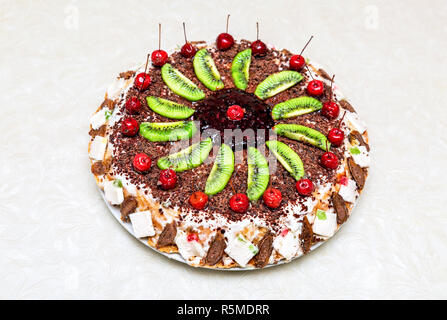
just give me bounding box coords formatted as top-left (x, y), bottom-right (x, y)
top-left (144, 53), bottom-right (150, 74)
top-left (326, 139), bottom-right (329, 151)
top-left (229, 177), bottom-right (236, 195)
top-left (183, 22), bottom-right (188, 43)
top-left (256, 22), bottom-right (259, 40)
top-left (158, 23), bottom-right (161, 50)
top-left (226, 14), bottom-right (230, 33)
top-left (299, 35), bottom-right (314, 56)
top-left (339, 111), bottom-right (347, 128)
top-left (305, 64), bottom-right (314, 80)
top-left (330, 74), bottom-right (335, 102)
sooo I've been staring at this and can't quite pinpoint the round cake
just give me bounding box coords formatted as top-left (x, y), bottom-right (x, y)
top-left (88, 31), bottom-right (370, 269)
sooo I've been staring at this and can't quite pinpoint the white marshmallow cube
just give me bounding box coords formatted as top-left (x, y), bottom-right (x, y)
top-left (224, 234), bottom-right (258, 267)
top-left (104, 180), bottom-right (124, 205)
top-left (350, 145), bottom-right (370, 168)
top-left (312, 209), bottom-right (337, 237)
top-left (273, 230), bottom-right (302, 260)
top-left (339, 179), bottom-right (358, 203)
top-left (89, 136), bottom-right (107, 161)
top-left (129, 211), bottom-right (155, 238)
top-left (175, 230), bottom-right (205, 261)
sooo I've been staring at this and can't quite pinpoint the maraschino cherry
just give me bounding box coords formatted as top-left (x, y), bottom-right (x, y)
top-left (121, 117), bottom-right (139, 136)
top-left (187, 233), bottom-right (199, 242)
top-left (327, 111), bottom-right (346, 147)
top-left (151, 23), bottom-right (168, 67)
top-left (307, 79), bottom-right (324, 96)
top-left (134, 54), bottom-right (151, 91)
top-left (229, 193), bottom-right (249, 213)
top-left (263, 187), bottom-right (282, 209)
top-left (125, 96), bottom-right (141, 114)
top-left (321, 75), bottom-right (340, 119)
top-left (296, 179), bottom-right (313, 196)
top-left (251, 22), bottom-right (267, 56)
top-left (289, 35), bottom-right (313, 71)
top-left (158, 169), bottom-right (177, 190)
top-left (216, 14), bottom-right (234, 51)
top-left (189, 191), bottom-right (208, 210)
top-left (180, 22), bottom-right (197, 58)
top-left (227, 104), bottom-right (244, 121)
top-left (133, 153), bottom-right (152, 173)
top-left (321, 151), bottom-right (338, 169)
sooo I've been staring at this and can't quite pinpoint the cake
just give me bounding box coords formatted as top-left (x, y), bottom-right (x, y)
top-left (88, 23), bottom-right (370, 269)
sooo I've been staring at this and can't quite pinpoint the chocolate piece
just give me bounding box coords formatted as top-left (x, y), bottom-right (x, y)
top-left (89, 125), bottom-right (106, 137)
top-left (254, 232), bottom-right (273, 268)
top-left (332, 193), bottom-right (348, 224)
top-left (120, 196), bottom-right (138, 222)
top-left (339, 100), bottom-right (355, 112)
top-left (156, 222), bottom-right (177, 248)
top-left (91, 161), bottom-right (106, 175)
top-left (205, 233), bottom-right (226, 266)
top-left (318, 68), bottom-right (331, 80)
top-left (347, 157), bottom-right (366, 189)
top-left (300, 216), bottom-right (313, 253)
top-left (349, 131), bottom-right (370, 151)
top-left (101, 98), bottom-right (115, 110)
top-left (118, 70), bottom-right (135, 80)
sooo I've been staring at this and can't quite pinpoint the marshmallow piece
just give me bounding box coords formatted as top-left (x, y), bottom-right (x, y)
top-left (89, 136), bottom-right (107, 161)
top-left (339, 179), bottom-right (357, 203)
top-left (90, 109), bottom-right (109, 130)
top-left (273, 230), bottom-right (302, 260)
top-left (175, 230), bottom-right (205, 261)
top-left (224, 234), bottom-right (258, 267)
top-left (129, 211), bottom-right (155, 238)
top-left (349, 145), bottom-right (370, 168)
top-left (345, 112), bottom-right (366, 134)
top-left (312, 209), bottom-right (337, 237)
top-left (104, 180), bottom-right (124, 205)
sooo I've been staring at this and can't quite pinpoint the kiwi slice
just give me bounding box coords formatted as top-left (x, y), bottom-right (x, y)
top-left (273, 124), bottom-right (330, 151)
top-left (193, 49), bottom-right (224, 91)
top-left (246, 147), bottom-right (270, 202)
top-left (231, 49), bottom-right (252, 90)
top-left (266, 140), bottom-right (304, 180)
top-left (161, 63), bottom-right (205, 101)
top-left (139, 121), bottom-right (197, 142)
top-left (254, 71), bottom-right (303, 100)
top-left (157, 138), bottom-right (213, 172)
top-left (146, 96), bottom-right (195, 119)
top-left (271, 96), bottom-right (322, 120)
top-left (205, 144), bottom-right (234, 195)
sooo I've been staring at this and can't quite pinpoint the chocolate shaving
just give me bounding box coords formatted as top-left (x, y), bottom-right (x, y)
top-left (300, 216), bottom-right (313, 253)
top-left (156, 222), bottom-right (177, 248)
top-left (120, 196), bottom-right (138, 222)
top-left (205, 233), bottom-right (226, 266)
top-left (89, 125), bottom-right (106, 137)
top-left (118, 71), bottom-right (135, 80)
top-left (332, 193), bottom-right (348, 224)
top-left (254, 232), bottom-right (273, 268)
top-left (347, 157), bottom-right (366, 189)
top-left (339, 100), bottom-right (355, 112)
top-left (91, 161), bottom-right (106, 175)
top-left (318, 68), bottom-right (331, 80)
top-left (349, 131), bottom-right (370, 151)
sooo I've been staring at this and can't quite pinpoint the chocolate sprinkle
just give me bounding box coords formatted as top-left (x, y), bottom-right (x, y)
top-left (332, 193), bottom-right (348, 224)
top-left (254, 232), bottom-right (273, 268)
top-left (205, 233), bottom-right (226, 266)
top-left (156, 222), bottom-right (177, 248)
top-left (347, 157), bottom-right (366, 189)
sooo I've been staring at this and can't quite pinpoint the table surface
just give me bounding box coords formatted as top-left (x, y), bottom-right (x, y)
top-left (1, 0), bottom-right (446, 299)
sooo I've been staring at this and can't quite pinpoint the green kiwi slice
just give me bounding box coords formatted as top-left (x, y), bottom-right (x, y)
top-left (231, 49), bottom-right (252, 90)
top-left (193, 49), bottom-right (224, 91)
top-left (161, 63), bottom-right (205, 101)
top-left (157, 138), bottom-right (213, 172)
top-left (273, 124), bottom-right (330, 151)
top-left (254, 71), bottom-right (303, 100)
top-left (146, 96), bottom-right (195, 119)
top-left (271, 96), bottom-right (322, 120)
top-left (266, 140), bottom-right (304, 180)
top-left (246, 147), bottom-right (270, 202)
top-left (139, 121), bottom-right (197, 142)
top-left (205, 144), bottom-right (234, 195)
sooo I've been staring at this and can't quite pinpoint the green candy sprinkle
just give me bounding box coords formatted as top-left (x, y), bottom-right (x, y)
top-left (113, 179), bottom-right (123, 188)
top-left (350, 147), bottom-right (361, 155)
top-left (316, 209), bottom-right (327, 220)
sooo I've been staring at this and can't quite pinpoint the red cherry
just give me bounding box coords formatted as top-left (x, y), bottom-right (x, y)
top-left (251, 40), bottom-right (267, 56)
top-left (189, 191), bottom-right (208, 210)
top-left (296, 179), bottom-right (314, 196)
top-left (229, 193), bottom-right (249, 213)
top-left (307, 80), bottom-right (324, 96)
top-left (151, 50), bottom-right (168, 67)
top-left (327, 128), bottom-right (344, 146)
top-left (216, 33), bottom-right (234, 50)
top-left (125, 97), bottom-right (141, 114)
top-left (289, 55), bottom-right (306, 71)
top-left (187, 233), bottom-right (199, 242)
top-left (339, 176), bottom-right (348, 186)
top-left (321, 152), bottom-right (339, 169)
top-left (121, 117), bottom-right (139, 136)
top-left (180, 43), bottom-right (197, 58)
top-left (263, 188), bottom-right (282, 209)
top-left (133, 153), bottom-right (152, 173)
top-left (227, 105), bottom-right (244, 121)
top-left (322, 101), bottom-right (340, 119)
top-left (134, 72), bottom-right (151, 91)
top-left (280, 228), bottom-right (289, 237)
top-left (158, 169), bottom-right (177, 190)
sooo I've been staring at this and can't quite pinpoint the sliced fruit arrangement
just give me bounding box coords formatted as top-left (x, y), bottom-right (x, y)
top-left (157, 138), bottom-right (213, 172)
top-left (246, 147), bottom-right (270, 201)
top-left (146, 96), bottom-right (195, 119)
top-left (254, 71), bottom-right (303, 100)
top-left (205, 143), bottom-right (235, 195)
top-left (231, 49), bottom-right (252, 90)
top-left (266, 140), bottom-right (304, 180)
top-left (271, 96), bottom-right (322, 120)
top-left (139, 121), bottom-right (197, 142)
top-left (161, 63), bottom-right (205, 101)
top-left (273, 124), bottom-right (330, 151)
top-left (193, 49), bottom-right (224, 91)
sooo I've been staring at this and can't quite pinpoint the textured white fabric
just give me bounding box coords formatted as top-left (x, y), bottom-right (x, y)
top-left (1, 0), bottom-right (446, 299)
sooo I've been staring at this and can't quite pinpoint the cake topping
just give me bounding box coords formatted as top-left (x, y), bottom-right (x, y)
top-left (247, 147), bottom-right (270, 201)
top-left (135, 55), bottom-right (152, 91)
top-left (193, 48), bottom-right (224, 91)
top-left (120, 117), bottom-right (139, 137)
top-left (254, 232), bottom-right (273, 268)
top-left (321, 75), bottom-right (340, 119)
top-left (156, 222), bottom-right (177, 248)
top-left (263, 188), bottom-right (282, 209)
top-left (151, 24), bottom-right (168, 67)
top-left (216, 14), bottom-right (234, 51)
top-left (158, 169), bottom-right (178, 190)
top-left (125, 96), bottom-right (142, 114)
top-left (266, 140), bottom-right (305, 181)
top-left (231, 48), bottom-right (252, 90)
top-left (332, 193), bottom-right (348, 224)
top-left (180, 22), bottom-right (197, 58)
top-left (289, 35), bottom-right (313, 71)
top-left (306, 79), bottom-right (324, 96)
top-left (120, 196), bottom-right (138, 222)
top-left (189, 191), bottom-right (208, 210)
top-left (347, 157), bottom-right (366, 189)
top-left (321, 151), bottom-right (338, 169)
top-left (229, 193), bottom-right (249, 213)
top-left (226, 104), bottom-right (245, 121)
top-left (296, 178), bottom-right (313, 196)
top-left (250, 22), bottom-right (267, 57)
top-left (205, 233), bottom-right (226, 266)
top-left (133, 153), bottom-right (152, 173)
top-left (327, 127), bottom-right (344, 147)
